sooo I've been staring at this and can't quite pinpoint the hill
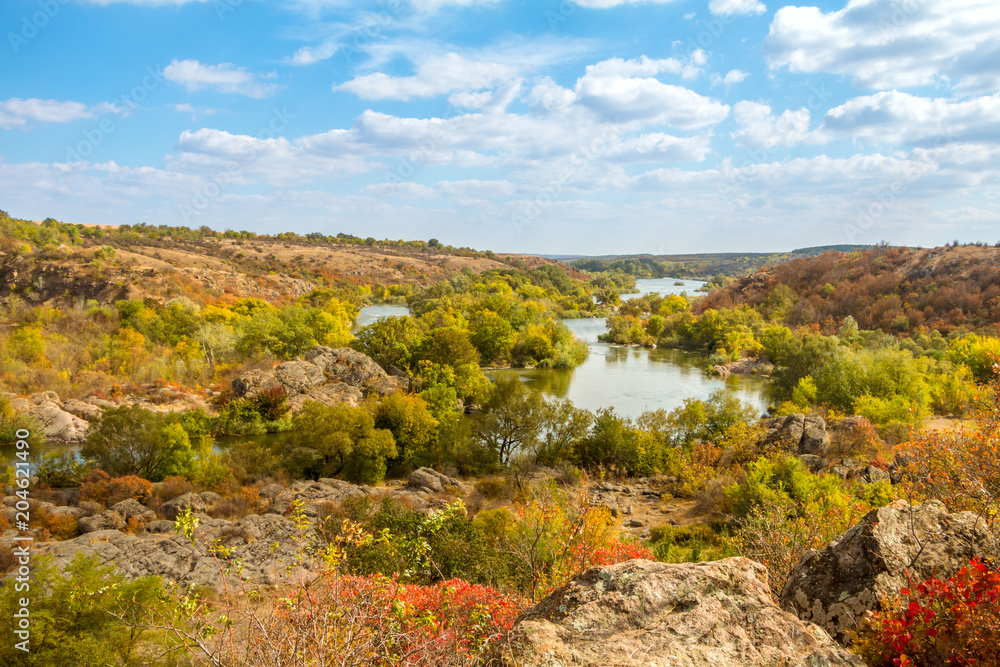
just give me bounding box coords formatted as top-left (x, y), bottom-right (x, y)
top-left (0, 211), bottom-right (583, 307)
top-left (698, 244), bottom-right (1000, 335)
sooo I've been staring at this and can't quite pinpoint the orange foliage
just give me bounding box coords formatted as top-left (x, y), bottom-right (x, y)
top-left (79, 470), bottom-right (153, 506)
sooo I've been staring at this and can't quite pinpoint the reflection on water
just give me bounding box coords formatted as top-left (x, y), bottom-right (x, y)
top-left (517, 318), bottom-right (768, 419)
top-left (355, 304), bottom-right (409, 329)
top-left (633, 277), bottom-right (706, 297)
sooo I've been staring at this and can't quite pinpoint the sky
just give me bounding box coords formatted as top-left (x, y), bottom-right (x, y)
top-left (0, 0), bottom-right (998, 255)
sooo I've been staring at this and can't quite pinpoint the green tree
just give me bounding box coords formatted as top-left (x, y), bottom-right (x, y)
top-left (81, 405), bottom-right (198, 481)
top-left (350, 316), bottom-right (424, 372)
top-left (468, 310), bottom-right (516, 364)
top-left (284, 401), bottom-right (397, 484)
top-left (370, 393), bottom-right (439, 465)
top-left (472, 372), bottom-right (548, 465)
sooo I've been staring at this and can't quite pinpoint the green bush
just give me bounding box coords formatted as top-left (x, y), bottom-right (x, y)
top-left (0, 554), bottom-right (168, 666)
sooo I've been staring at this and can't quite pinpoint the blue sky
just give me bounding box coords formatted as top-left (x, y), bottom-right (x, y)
top-left (1, 0), bottom-right (998, 254)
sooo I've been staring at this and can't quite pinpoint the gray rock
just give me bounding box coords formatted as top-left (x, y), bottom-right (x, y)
top-left (800, 415), bottom-right (830, 456)
top-left (200, 491), bottom-right (224, 506)
top-left (232, 346), bottom-right (404, 412)
top-left (780, 500), bottom-right (995, 644)
top-left (162, 492), bottom-right (207, 520)
top-left (36, 513), bottom-right (321, 590)
top-left (62, 398), bottom-right (103, 420)
top-left (79, 510), bottom-right (125, 533)
top-left (509, 558), bottom-right (862, 666)
top-left (798, 454), bottom-right (827, 474)
top-left (779, 413), bottom-right (805, 446)
top-left (407, 467), bottom-right (452, 493)
top-left (259, 483), bottom-right (285, 500)
top-left (111, 499), bottom-right (156, 523)
top-left (861, 465), bottom-right (890, 484)
top-left (146, 520), bottom-right (176, 533)
top-left (27, 400), bottom-right (89, 443)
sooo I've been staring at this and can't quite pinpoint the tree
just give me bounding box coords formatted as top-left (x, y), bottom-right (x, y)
top-left (370, 393), bottom-right (439, 465)
top-left (472, 372), bottom-right (548, 465)
top-left (350, 316), bottom-right (424, 372)
top-left (81, 405), bottom-right (197, 481)
top-left (468, 310), bottom-right (516, 365)
top-left (414, 327), bottom-right (480, 369)
top-left (284, 401), bottom-right (396, 484)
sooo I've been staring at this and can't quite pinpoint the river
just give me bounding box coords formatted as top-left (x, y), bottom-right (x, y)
top-left (6, 279), bottom-right (766, 463)
top-left (362, 278), bottom-right (768, 419)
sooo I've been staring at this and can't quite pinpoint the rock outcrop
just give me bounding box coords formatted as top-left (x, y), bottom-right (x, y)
top-left (508, 558), bottom-right (862, 666)
top-left (780, 499), bottom-right (995, 644)
top-left (232, 346), bottom-right (406, 411)
top-left (25, 393), bottom-right (89, 443)
top-left (36, 513), bottom-right (319, 589)
top-left (407, 467), bottom-right (459, 494)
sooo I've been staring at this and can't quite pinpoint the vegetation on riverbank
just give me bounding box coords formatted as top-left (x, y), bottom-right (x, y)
top-left (3, 216), bottom-right (1000, 665)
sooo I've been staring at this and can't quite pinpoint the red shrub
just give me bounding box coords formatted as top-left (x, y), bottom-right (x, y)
top-left (854, 558), bottom-right (1000, 666)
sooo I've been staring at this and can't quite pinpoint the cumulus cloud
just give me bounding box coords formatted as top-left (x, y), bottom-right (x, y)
top-left (164, 60), bottom-right (278, 98)
top-left (731, 101), bottom-right (813, 148)
top-left (822, 91), bottom-right (1000, 146)
top-left (764, 0), bottom-right (1000, 91)
top-left (575, 59), bottom-right (729, 128)
top-left (0, 98), bottom-right (93, 129)
top-left (709, 0), bottom-right (766, 16)
top-left (335, 53), bottom-right (518, 100)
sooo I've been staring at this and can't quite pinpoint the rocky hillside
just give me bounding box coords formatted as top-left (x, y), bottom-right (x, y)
top-left (0, 210), bottom-right (580, 308)
top-left (699, 244), bottom-right (1000, 334)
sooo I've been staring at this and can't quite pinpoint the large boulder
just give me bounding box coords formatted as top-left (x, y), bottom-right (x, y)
top-left (407, 467), bottom-right (458, 494)
top-left (780, 500), bottom-right (995, 644)
top-left (111, 498), bottom-right (156, 524)
top-left (800, 413), bottom-right (830, 456)
top-left (161, 492), bottom-right (207, 520)
top-left (779, 413), bottom-right (805, 445)
top-left (231, 346), bottom-right (405, 411)
top-left (508, 558), bottom-right (861, 666)
top-left (27, 400), bottom-right (89, 443)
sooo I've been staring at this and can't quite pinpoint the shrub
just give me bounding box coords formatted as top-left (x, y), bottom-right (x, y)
top-left (0, 554), bottom-right (167, 666)
top-left (853, 558), bottom-right (1000, 666)
top-left (79, 471), bottom-right (152, 506)
top-left (284, 401), bottom-right (397, 484)
top-left (221, 438), bottom-right (279, 484)
top-left (154, 475), bottom-right (194, 501)
top-left (33, 507), bottom-right (79, 541)
top-left (251, 385), bottom-right (290, 421)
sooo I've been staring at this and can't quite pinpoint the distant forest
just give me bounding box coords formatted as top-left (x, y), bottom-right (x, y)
top-left (569, 245), bottom-right (873, 279)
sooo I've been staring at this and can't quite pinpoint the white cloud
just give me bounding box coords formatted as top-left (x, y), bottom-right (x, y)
top-left (336, 53), bottom-right (518, 100)
top-left (764, 0), bottom-right (1000, 91)
top-left (164, 60), bottom-right (278, 98)
top-left (731, 101), bottom-right (813, 148)
top-left (575, 59), bottom-right (729, 128)
top-left (822, 91), bottom-right (1000, 146)
top-left (0, 98), bottom-right (93, 129)
top-left (723, 69), bottom-right (748, 85)
top-left (709, 0), bottom-right (766, 16)
top-left (288, 39), bottom-right (339, 66)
